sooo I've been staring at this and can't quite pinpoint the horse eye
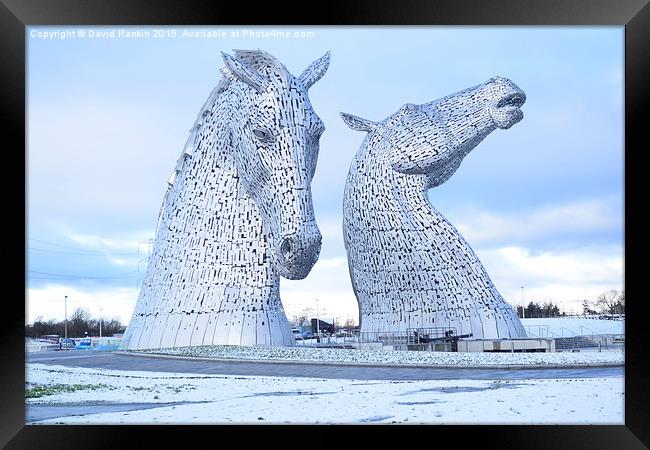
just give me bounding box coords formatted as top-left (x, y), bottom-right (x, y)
top-left (252, 128), bottom-right (271, 141)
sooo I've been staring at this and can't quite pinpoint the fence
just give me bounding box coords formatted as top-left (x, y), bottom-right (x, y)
top-left (25, 340), bottom-right (59, 352)
top-left (76, 337), bottom-right (123, 351)
top-left (295, 327), bottom-right (459, 349)
top-left (524, 325), bottom-right (624, 351)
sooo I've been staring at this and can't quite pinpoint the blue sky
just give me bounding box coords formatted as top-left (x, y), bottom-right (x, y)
top-left (26, 26), bottom-right (624, 325)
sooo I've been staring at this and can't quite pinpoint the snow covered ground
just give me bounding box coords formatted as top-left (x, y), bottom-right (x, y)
top-left (26, 364), bottom-right (623, 424)
top-left (520, 316), bottom-right (624, 337)
top-left (136, 345), bottom-right (623, 367)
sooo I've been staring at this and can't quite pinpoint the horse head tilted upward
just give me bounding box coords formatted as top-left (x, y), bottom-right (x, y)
top-left (123, 49), bottom-right (330, 349)
top-left (341, 76), bottom-right (528, 338)
top-left (342, 76), bottom-right (525, 186)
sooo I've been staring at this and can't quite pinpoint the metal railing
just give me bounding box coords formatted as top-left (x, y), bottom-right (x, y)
top-left (523, 325), bottom-right (552, 338)
top-left (554, 327), bottom-right (624, 352)
top-left (295, 327), bottom-right (459, 348)
top-left (295, 325), bottom-right (624, 353)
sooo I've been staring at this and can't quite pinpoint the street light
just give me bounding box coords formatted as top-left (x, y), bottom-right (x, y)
top-left (521, 286), bottom-right (525, 319)
top-left (315, 298), bottom-right (320, 337)
top-left (64, 295), bottom-right (68, 339)
top-left (99, 307), bottom-right (103, 338)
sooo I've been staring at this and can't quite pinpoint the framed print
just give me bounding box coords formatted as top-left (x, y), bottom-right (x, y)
top-left (3, 0), bottom-right (647, 447)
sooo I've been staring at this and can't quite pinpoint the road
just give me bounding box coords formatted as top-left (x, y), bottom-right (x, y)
top-left (26, 351), bottom-right (624, 381)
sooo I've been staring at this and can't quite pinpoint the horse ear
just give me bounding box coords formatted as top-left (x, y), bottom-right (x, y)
top-left (340, 112), bottom-right (377, 133)
top-left (221, 51), bottom-right (269, 93)
top-left (298, 51), bottom-right (331, 90)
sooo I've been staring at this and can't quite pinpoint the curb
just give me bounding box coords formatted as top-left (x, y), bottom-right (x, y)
top-left (113, 351), bottom-right (624, 370)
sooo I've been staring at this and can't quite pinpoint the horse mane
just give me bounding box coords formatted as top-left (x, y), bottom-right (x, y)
top-left (164, 49), bottom-right (290, 193)
top-left (232, 49), bottom-right (289, 81)
top-left (171, 50), bottom-right (289, 180)
top-left (156, 73), bottom-right (231, 236)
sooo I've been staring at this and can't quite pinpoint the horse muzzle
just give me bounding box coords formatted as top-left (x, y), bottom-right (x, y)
top-left (274, 228), bottom-right (322, 280)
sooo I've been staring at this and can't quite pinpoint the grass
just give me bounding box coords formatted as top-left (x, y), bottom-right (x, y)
top-left (25, 383), bottom-right (108, 399)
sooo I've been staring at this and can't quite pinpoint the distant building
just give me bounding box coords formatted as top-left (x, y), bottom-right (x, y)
top-left (311, 318), bottom-right (334, 335)
top-left (39, 334), bottom-right (60, 343)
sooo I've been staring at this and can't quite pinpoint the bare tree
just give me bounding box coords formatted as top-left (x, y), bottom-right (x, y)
top-left (614, 290), bottom-right (625, 315)
top-left (582, 299), bottom-right (597, 315)
top-left (69, 307), bottom-right (92, 337)
top-left (291, 308), bottom-right (313, 328)
top-left (25, 314), bottom-right (126, 338)
top-left (595, 289), bottom-right (621, 315)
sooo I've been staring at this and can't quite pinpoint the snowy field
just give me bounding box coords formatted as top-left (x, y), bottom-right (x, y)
top-left (26, 364), bottom-right (623, 424)
top-left (520, 316), bottom-right (624, 336)
top-left (137, 345), bottom-right (624, 368)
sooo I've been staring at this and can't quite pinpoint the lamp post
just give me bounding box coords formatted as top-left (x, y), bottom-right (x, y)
top-left (521, 286), bottom-right (525, 319)
top-left (64, 295), bottom-right (68, 339)
top-left (315, 298), bottom-right (320, 337)
top-left (99, 307), bottom-right (103, 338)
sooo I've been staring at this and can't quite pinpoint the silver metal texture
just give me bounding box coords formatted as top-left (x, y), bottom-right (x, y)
top-left (341, 76), bottom-right (528, 339)
top-left (123, 49), bottom-right (330, 349)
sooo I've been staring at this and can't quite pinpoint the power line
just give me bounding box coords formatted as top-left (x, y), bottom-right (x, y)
top-left (27, 276), bottom-right (137, 280)
top-left (27, 247), bottom-right (139, 256)
top-left (27, 237), bottom-right (138, 255)
top-left (27, 269), bottom-right (140, 280)
top-left (29, 237), bottom-right (112, 252)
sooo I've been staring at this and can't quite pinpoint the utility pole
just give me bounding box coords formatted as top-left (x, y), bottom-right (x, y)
top-left (521, 286), bottom-right (525, 319)
top-left (315, 298), bottom-right (320, 337)
top-left (99, 307), bottom-right (103, 338)
top-left (137, 237), bottom-right (154, 273)
top-left (64, 295), bottom-right (68, 339)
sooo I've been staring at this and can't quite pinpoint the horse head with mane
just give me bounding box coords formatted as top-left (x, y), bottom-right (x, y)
top-left (341, 76), bottom-right (528, 338)
top-left (123, 49), bottom-right (330, 349)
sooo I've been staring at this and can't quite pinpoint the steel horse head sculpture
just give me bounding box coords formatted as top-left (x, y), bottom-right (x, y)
top-left (123, 49), bottom-right (330, 349)
top-left (341, 76), bottom-right (528, 339)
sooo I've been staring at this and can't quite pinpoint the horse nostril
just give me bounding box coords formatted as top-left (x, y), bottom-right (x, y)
top-left (280, 237), bottom-right (292, 260)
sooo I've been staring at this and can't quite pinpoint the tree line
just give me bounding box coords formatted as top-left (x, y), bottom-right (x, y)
top-left (25, 307), bottom-right (127, 339)
top-left (27, 289), bottom-right (624, 338)
top-left (516, 301), bottom-right (565, 318)
top-left (515, 289), bottom-right (625, 318)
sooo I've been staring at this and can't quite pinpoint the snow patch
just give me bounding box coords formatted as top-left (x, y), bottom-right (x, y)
top-left (134, 344), bottom-right (623, 367)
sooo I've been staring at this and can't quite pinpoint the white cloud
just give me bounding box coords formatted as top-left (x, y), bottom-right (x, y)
top-left (68, 233), bottom-right (148, 252)
top-left (26, 243), bottom-right (623, 326)
top-left (26, 284), bottom-right (139, 325)
top-left (281, 256), bottom-right (358, 324)
top-left (275, 216), bottom-right (356, 323)
top-left (476, 245), bottom-right (624, 314)
top-left (26, 256), bottom-right (362, 327)
top-left (450, 196), bottom-right (621, 245)
top-left (107, 257), bottom-right (139, 267)
top-left (311, 257), bottom-right (347, 269)
top-left (26, 209), bottom-right (623, 324)
top-left (317, 218), bottom-right (342, 239)
top-left (27, 229), bottom-right (155, 272)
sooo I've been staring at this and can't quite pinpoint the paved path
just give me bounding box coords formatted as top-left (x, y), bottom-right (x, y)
top-left (27, 351), bottom-right (623, 380)
top-left (27, 402), bottom-right (202, 423)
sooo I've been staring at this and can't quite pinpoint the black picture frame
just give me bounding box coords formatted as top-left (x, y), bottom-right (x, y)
top-left (3, 0), bottom-right (647, 448)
